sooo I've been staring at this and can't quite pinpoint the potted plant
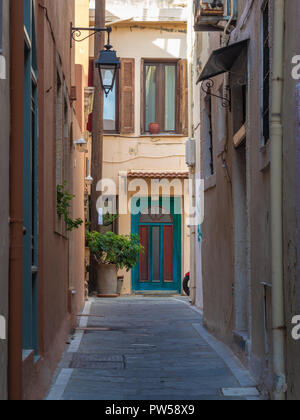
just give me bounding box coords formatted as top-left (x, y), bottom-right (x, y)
top-left (149, 122), bottom-right (160, 135)
top-left (86, 231), bottom-right (144, 296)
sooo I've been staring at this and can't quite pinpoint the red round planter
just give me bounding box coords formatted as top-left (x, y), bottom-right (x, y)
top-left (149, 122), bottom-right (160, 135)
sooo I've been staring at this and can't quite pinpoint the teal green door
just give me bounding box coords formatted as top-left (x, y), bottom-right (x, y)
top-left (132, 198), bottom-right (181, 293)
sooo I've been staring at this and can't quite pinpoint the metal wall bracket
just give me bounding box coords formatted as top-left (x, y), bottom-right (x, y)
top-left (70, 23), bottom-right (112, 48)
top-left (201, 78), bottom-right (231, 109)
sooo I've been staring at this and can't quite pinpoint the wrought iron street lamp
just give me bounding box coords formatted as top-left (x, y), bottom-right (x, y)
top-left (70, 24), bottom-right (120, 96)
top-left (95, 42), bottom-right (121, 97)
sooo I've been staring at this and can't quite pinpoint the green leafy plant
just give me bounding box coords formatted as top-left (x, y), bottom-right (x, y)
top-left (102, 213), bottom-right (119, 227)
top-left (57, 182), bottom-right (84, 232)
top-left (86, 231), bottom-right (144, 271)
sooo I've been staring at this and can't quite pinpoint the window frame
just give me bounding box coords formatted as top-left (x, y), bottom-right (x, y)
top-left (142, 59), bottom-right (179, 134)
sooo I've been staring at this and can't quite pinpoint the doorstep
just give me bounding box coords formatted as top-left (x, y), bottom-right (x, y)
top-left (134, 291), bottom-right (181, 297)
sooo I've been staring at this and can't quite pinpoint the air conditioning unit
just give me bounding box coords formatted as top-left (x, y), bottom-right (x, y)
top-left (194, 0), bottom-right (237, 32)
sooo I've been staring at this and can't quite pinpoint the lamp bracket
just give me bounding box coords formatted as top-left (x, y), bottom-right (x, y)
top-left (201, 79), bottom-right (231, 109)
top-left (70, 23), bottom-right (112, 48)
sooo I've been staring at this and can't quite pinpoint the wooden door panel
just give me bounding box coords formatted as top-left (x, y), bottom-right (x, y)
top-left (139, 226), bottom-right (149, 282)
top-left (163, 225), bottom-right (173, 282)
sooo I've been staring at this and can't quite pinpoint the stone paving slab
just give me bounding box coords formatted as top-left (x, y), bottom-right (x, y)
top-left (47, 297), bottom-right (257, 401)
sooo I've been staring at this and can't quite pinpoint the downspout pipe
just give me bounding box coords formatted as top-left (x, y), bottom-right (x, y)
top-left (270, 0), bottom-right (287, 400)
top-left (187, 0), bottom-right (196, 304)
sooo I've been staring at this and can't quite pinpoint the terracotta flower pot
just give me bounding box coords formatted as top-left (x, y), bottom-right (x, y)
top-left (97, 264), bottom-right (118, 296)
top-left (149, 122), bottom-right (160, 135)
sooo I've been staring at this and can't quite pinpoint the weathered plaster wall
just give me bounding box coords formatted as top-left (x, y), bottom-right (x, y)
top-left (103, 137), bottom-right (187, 181)
top-left (193, 31), bottom-right (209, 311)
top-left (70, 116), bottom-right (86, 318)
top-left (0, 0), bottom-right (10, 401)
top-left (283, 0), bottom-right (300, 401)
top-left (195, 0), bottom-right (274, 395)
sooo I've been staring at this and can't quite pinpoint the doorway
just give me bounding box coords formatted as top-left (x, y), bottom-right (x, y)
top-left (132, 198), bottom-right (182, 293)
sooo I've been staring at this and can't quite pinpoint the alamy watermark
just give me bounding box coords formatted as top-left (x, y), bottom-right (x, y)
top-left (291, 55), bottom-right (300, 341)
top-left (292, 316), bottom-right (300, 341)
top-left (95, 175), bottom-right (204, 227)
top-left (292, 56), bottom-right (300, 80)
top-left (0, 315), bottom-right (6, 340)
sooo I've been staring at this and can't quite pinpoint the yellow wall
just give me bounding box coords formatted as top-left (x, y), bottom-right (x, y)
top-left (101, 24), bottom-right (188, 183)
top-left (99, 22), bottom-right (190, 295)
top-left (75, 0), bottom-right (90, 83)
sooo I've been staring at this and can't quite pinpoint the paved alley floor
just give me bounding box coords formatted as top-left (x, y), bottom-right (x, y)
top-left (47, 297), bottom-right (258, 401)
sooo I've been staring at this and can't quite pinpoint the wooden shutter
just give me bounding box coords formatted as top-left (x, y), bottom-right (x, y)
top-left (120, 58), bottom-right (135, 134)
top-left (140, 59), bottom-right (145, 134)
top-left (88, 58), bottom-right (94, 87)
top-left (177, 59), bottom-right (188, 136)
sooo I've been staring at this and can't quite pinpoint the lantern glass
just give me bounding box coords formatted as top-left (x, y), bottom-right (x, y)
top-left (100, 66), bottom-right (116, 96)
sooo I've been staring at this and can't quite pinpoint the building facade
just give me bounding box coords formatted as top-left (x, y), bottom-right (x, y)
top-left (7, 0), bottom-right (87, 400)
top-left (0, 0), bottom-right (10, 401)
top-left (89, 0), bottom-right (190, 295)
top-left (191, 0), bottom-right (300, 399)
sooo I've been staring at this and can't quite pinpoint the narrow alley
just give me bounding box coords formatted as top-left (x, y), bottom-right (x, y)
top-left (1, 0), bottom-right (300, 402)
top-left (47, 298), bottom-right (258, 401)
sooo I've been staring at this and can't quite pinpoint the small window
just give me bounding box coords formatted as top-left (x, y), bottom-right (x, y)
top-left (262, 0), bottom-right (270, 144)
top-left (140, 206), bottom-right (173, 224)
top-left (144, 61), bottom-right (177, 133)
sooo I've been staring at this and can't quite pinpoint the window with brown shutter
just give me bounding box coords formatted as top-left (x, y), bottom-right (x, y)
top-left (141, 59), bottom-right (188, 135)
top-left (120, 58), bottom-right (135, 134)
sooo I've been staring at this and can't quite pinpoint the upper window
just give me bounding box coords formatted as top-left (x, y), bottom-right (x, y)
top-left (101, 58), bottom-right (187, 136)
top-left (144, 61), bottom-right (177, 133)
